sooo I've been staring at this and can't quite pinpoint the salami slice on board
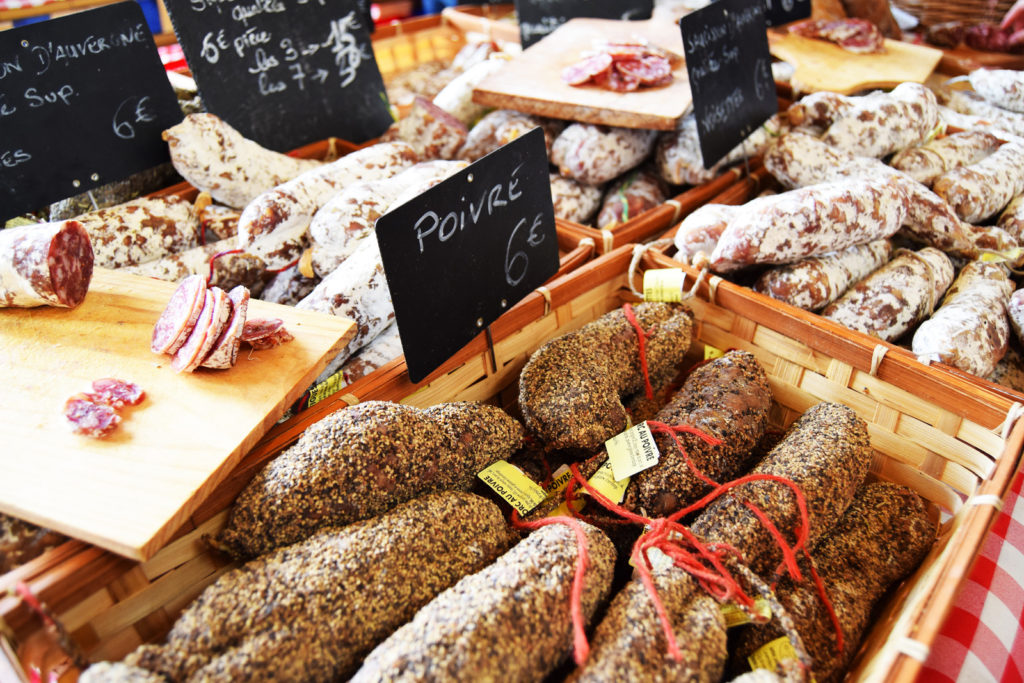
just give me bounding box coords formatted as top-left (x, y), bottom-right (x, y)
top-left (202, 286), bottom-right (250, 370)
top-left (150, 274), bottom-right (207, 355)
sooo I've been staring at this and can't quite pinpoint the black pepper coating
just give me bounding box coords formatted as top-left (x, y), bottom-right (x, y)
top-left (350, 521), bottom-right (616, 683)
top-left (518, 302), bottom-right (693, 453)
top-left (567, 566), bottom-right (727, 683)
top-left (730, 482), bottom-right (935, 683)
top-left (626, 350), bottom-right (773, 517)
top-left (216, 400), bottom-right (523, 558)
top-left (691, 402), bottom-right (872, 578)
top-left (125, 492), bottom-right (513, 682)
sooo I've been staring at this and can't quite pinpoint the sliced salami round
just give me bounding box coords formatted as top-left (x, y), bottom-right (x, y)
top-left (561, 53), bottom-right (613, 85)
top-left (64, 394), bottom-right (121, 438)
top-left (0, 220), bottom-right (94, 309)
top-left (89, 378), bottom-right (145, 408)
top-left (617, 55), bottom-right (672, 86)
top-left (171, 288), bottom-right (233, 373)
top-left (240, 317), bottom-right (284, 342)
top-left (202, 285), bottom-right (250, 370)
top-left (151, 274), bottom-right (208, 355)
top-left (246, 326), bottom-right (294, 350)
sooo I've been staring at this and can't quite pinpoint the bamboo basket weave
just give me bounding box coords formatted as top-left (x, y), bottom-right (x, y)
top-left (892, 0), bottom-right (1014, 27)
top-left (1, 245), bottom-right (1021, 681)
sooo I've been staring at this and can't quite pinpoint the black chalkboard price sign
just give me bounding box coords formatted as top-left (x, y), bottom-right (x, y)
top-left (514, 0), bottom-right (654, 48)
top-left (376, 128), bottom-right (559, 384)
top-left (0, 2), bottom-right (182, 220)
top-left (679, 0), bottom-right (777, 168)
top-left (163, 0), bottom-right (392, 152)
top-left (763, 0), bottom-right (811, 28)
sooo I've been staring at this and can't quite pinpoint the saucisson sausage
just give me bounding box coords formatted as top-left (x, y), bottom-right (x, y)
top-left (171, 286), bottom-right (233, 373)
top-left (753, 239), bottom-right (893, 311)
top-left (215, 400), bottom-right (523, 558)
top-left (351, 522), bottom-right (616, 683)
top-left (708, 177), bottom-right (907, 273)
top-left (1009, 288), bottom-right (1024, 345)
top-left (550, 173), bottom-right (605, 225)
top-left (73, 195), bottom-right (202, 269)
top-left (163, 113), bottom-right (322, 209)
top-left (786, 90), bottom-right (856, 130)
top-left (656, 113), bottom-right (786, 186)
top-left (942, 89), bottom-right (1024, 138)
top-left (122, 239), bottom-right (266, 293)
top-left (933, 140), bottom-right (1024, 223)
top-left (551, 123), bottom-right (658, 186)
top-left (150, 274), bottom-right (207, 355)
top-left (672, 204), bottom-right (737, 267)
top-left (911, 260), bottom-right (1013, 376)
top-left (595, 167), bottom-right (667, 229)
top-left (201, 285), bottom-right (250, 370)
top-left (889, 130), bottom-right (1003, 186)
top-left (998, 194), bottom-right (1024, 242)
top-left (379, 96), bottom-right (468, 161)
top-left (821, 247), bottom-right (954, 342)
top-left (0, 220), bottom-right (93, 308)
top-left (968, 68), bottom-right (1024, 113)
top-left (821, 82), bottom-right (939, 158)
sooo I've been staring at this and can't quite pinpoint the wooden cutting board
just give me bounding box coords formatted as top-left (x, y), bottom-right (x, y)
top-left (0, 269), bottom-right (355, 560)
top-left (472, 18), bottom-right (692, 131)
top-left (768, 31), bottom-right (943, 94)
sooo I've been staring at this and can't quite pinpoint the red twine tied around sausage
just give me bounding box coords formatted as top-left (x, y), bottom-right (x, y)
top-left (513, 419), bottom-right (843, 665)
top-left (207, 249), bottom-right (243, 286)
top-left (621, 303), bottom-right (655, 400)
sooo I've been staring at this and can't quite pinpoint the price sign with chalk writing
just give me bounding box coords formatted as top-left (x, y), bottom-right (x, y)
top-left (514, 0), bottom-right (653, 48)
top-left (376, 127), bottom-right (558, 384)
top-left (163, 0), bottom-right (392, 152)
top-left (763, 0), bottom-right (811, 27)
top-left (0, 2), bottom-right (183, 220)
top-left (679, 0), bottom-right (777, 168)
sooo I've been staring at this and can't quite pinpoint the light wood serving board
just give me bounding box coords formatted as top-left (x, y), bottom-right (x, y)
top-left (768, 31), bottom-right (943, 94)
top-left (0, 268), bottom-right (355, 560)
top-left (473, 18), bottom-right (692, 131)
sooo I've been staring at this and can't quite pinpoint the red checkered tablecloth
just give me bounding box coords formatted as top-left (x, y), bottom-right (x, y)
top-left (920, 467), bottom-right (1024, 682)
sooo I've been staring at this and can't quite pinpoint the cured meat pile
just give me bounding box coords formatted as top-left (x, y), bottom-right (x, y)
top-left (561, 40), bottom-right (677, 92)
top-left (788, 18), bottom-right (886, 54)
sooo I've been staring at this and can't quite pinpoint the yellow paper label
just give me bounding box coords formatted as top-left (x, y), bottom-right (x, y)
top-left (721, 598), bottom-right (772, 628)
top-left (749, 636), bottom-right (799, 672)
top-left (704, 344), bottom-right (724, 360)
top-left (606, 422), bottom-right (661, 482)
top-left (545, 499), bottom-right (585, 518)
top-left (643, 268), bottom-right (685, 303)
top-left (981, 247), bottom-right (1024, 264)
top-left (306, 370), bottom-right (347, 408)
top-left (478, 461), bottom-right (547, 516)
top-left (586, 460), bottom-right (630, 504)
top-left (545, 464), bottom-right (574, 496)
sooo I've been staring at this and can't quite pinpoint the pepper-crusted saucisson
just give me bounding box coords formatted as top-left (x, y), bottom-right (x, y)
top-left (351, 522), bottom-right (616, 683)
top-left (821, 82), bottom-right (939, 158)
top-left (911, 260), bottom-right (1013, 377)
top-left (163, 113), bottom-right (322, 209)
top-left (567, 567), bottom-right (727, 683)
top-left (0, 220), bottom-right (93, 308)
top-left (236, 141), bottom-right (418, 249)
top-left (708, 177), bottom-right (907, 273)
top-left (518, 302), bottom-right (693, 453)
top-left (753, 240), bottom-right (893, 311)
top-left (551, 123), bottom-right (658, 186)
top-left (821, 247), bottom-right (954, 342)
top-left (215, 400), bottom-right (523, 558)
top-left (123, 492), bottom-right (514, 682)
top-left (968, 68), bottom-right (1024, 113)
top-left (626, 350), bottom-right (773, 518)
top-left (730, 482), bottom-right (934, 683)
top-left (690, 402), bottom-right (872, 578)
top-left (889, 130), bottom-right (1003, 186)
top-left (74, 195), bottom-right (201, 269)
top-left (933, 140), bottom-right (1024, 223)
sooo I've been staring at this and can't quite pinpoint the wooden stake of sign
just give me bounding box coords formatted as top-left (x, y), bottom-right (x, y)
top-left (375, 128), bottom-right (559, 383)
top-left (162, 0), bottom-right (392, 152)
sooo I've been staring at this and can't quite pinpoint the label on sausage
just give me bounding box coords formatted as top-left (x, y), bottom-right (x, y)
top-left (643, 268), bottom-right (686, 303)
top-left (980, 247), bottom-right (1024, 264)
top-left (704, 344), bottom-right (725, 360)
top-left (586, 460), bottom-right (631, 504)
top-left (606, 422), bottom-right (661, 481)
top-left (478, 460), bottom-right (548, 516)
top-left (545, 464), bottom-right (574, 496)
top-left (748, 636), bottom-right (799, 672)
top-left (721, 598), bottom-right (772, 628)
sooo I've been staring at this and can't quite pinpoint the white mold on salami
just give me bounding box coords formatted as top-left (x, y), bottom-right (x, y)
top-left (933, 140), bottom-right (1024, 224)
top-left (656, 112), bottom-right (786, 186)
top-left (551, 123), bottom-right (657, 186)
top-left (912, 260), bottom-right (1013, 376)
top-left (0, 220), bottom-right (94, 308)
top-left (236, 141), bottom-right (418, 250)
top-left (889, 130), bottom-right (1003, 186)
top-left (596, 167), bottom-right (666, 229)
top-left (672, 203), bottom-right (737, 266)
top-left (968, 68), bottom-right (1024, 114)
top-left (822, 82), bottom-right (939, 158)
top-left (1008, 288), bottom-right (1024, 345)
top-left (998, 194), bottom-right (1024, 242)
top-left (123, 238), bottom-right (266, 293)
top-left (549, 173), bottom-right (604, 225)
top-left (380, 96), bottom-right (468, 162)
top-left (163, 113), bottom-right (322, 209)
top-left (432, 56), bottom-right (512, 126)
top-left (941, 89), bottom-right (1024, 138)
top-left (74, 196), bottom-right (201, 269)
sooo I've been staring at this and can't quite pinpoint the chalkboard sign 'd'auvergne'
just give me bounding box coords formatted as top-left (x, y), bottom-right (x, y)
top-left (514, 0), bottom-right (654, 48)
top-left (163, 0), bottom-right (392, 152)
top-left (680, 0), bottom-right (777, 169)
top-left (376, 128), bottom-right (559, 384)
top-left (0, 2), bottom-right (182, 220)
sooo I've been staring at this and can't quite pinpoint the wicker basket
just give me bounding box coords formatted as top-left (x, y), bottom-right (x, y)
top-left (2, 245), bottom-right (1021, 681)
top-left (892, 0), bottom-right (1014, 27)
